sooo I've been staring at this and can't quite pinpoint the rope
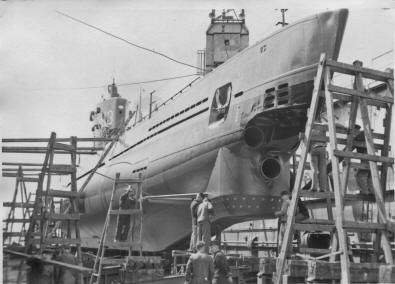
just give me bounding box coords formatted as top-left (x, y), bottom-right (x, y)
top-left (55, 10), bottom-right (206, 72)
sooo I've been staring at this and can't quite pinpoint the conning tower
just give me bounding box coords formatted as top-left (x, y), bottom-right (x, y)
top-left (89, 80), bottom-right (130, 146)
top-left (205, 9), bottom-right (249, 72)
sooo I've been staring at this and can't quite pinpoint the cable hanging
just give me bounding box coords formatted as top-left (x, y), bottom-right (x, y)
top-left (19, 74), bottom-right (198, 92)
top-left (55, 10), bottom-right (206, 72)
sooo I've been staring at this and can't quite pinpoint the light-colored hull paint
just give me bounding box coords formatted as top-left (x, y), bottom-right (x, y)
top-left (80, 9), bottom-right (348, 251)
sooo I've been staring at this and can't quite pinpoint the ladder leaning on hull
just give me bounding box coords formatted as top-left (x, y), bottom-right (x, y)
top-left (275, 54), bottom-right (394, 284)
top-left (89, 172), bottom-right (144, 284)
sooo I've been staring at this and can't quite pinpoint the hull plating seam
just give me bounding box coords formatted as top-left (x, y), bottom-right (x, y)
top-left (148, 97), bottom-right (209, 131)
top-left (110, 107), bottom-right (210, 160)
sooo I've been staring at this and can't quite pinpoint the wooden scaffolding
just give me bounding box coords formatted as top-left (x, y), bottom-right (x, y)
top-left (275, 54), bottom-right (394, 283)
top-left (2, 135), bottom-right (111, 283)
top-left (3, 166), bottom-right (35, 246)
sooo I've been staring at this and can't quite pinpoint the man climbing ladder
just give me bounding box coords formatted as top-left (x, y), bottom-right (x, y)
top-left (89, 172), bottom-right (143, 284)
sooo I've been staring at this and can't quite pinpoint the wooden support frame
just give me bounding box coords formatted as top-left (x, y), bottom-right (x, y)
top-left (274, 54), bottom-right (394, 284)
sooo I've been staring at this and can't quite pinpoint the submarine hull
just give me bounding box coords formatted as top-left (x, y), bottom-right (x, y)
top-left (79, 9), bottom-right (348, 252)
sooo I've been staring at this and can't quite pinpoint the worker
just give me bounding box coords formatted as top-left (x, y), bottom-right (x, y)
top-left (197, 195), bottom-right (214, 253)
top-left (210, 241), bottom-right (232, 284)
top-left (275, 191), bottom-right (291, 251)
top-left (189, 193), bottom-right (204, 252)
top-left (353, 125), bottom-right (373, 195)
top-left (26, 254), bottom-right (54, 284)
top-left (185, 241), bottom-right (214, 284)
top-left (308, 113), bottom-right (328, 192)
top-left (53, 246), bottom-right (79, 284)
top-left (115, 186), bottom-right (136, 242)
top-left (129, 185), bottom-right (141, 243)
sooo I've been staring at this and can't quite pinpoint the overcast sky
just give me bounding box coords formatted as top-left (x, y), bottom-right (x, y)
top-left (0, 0), bottom-right (394, 202)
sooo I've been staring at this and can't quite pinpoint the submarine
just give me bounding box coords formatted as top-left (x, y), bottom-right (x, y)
top-left (80, 9), bottom-right (348, 251)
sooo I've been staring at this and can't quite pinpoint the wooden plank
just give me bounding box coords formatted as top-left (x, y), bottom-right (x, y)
top-left (2, 149), bottom-right (99, 155)
top-left (47, 164), bottom-right (75, 174)
top-left (3, 202), bottom-right (35, 208)
top-left (4, 218), bottom-right (30, 223)
top-left (331, 92), bottom-right (388, 107)
top-left (3, 162), bottom-right (45, 167)
top-left (333, 150), bottom-right (394, 164)
top-left (2, 137), bottom-right (111, 142)
top-left (45, 213), bottom-right (80, 220)
top-left (328, 84), bottom-right (393, 104)
top-left (324, 64), bottom-right (351, 283)
top-left (295, 219), bottom-right (387, 231)
top-left (3, 249), bottom-right (92, 273)
top-left (3, 232), bottom-right (24, 237)
top-left (47, 190), bottom-right (81, 198)
top-left (2, 146), bottom-right (103, 152)
top-left (104, 241), bottom-right (142, 249)
top-left (326, 59), bottom-right (393, 82)
top-left (343, 221), bottom-right (386, 231)
top-left (3, 168), bottom-right (42, 172)
top-left (310, 135), bottom-right (385, 150)
top-left (313, 124), bottom-right (385, 140)
top-left (299, 191), bottom-right (333, 199)
top-left (109, 209), bottom-right (142, 215)
top-left (53, 142), bottom-right (75, 151)
top-left (298, 247), bottom-right (331, 255)
top-left (3, 173), bottom-right (39, 178)
top-left (300, 190), bottom-right (394, 202)
top-left (17, 177), bottom-right (39, 182)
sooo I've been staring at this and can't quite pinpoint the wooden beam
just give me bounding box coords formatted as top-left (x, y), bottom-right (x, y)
top-left (328, 84), bottom-right (393, 104)
top-left (47, 190), bottom-right (81, 198)
top-left (45, 213), bottom-right (80, 221)
top-left (109, 209), bottom-right (142, 215)
top-left (331, 92), bottom-right (388, 107)
top-left (2, 138), bottom-right (112, 143)
top-left (300, 190), bottom-right (394, 202)
top-left (2, 149), bottom-right (99, 155)
top-left (3, 168), bottom-right (42, 172)
top-left (313, 124), bottom-right (385, 140)
top-left (2, 146), bottom-right (103, 152)
top-left (275, 53), bottom-right (327, 284)
top-left (3, 202), bottom-right (35, 208)
top-left (3, 249), bottom-right (92, 273)
top-left (310, 135), bottom-right (385, 150)
top-left (326, 59), bottom-right (393, 82)
top-left (334, 150), bottom-right (394, 164)
top-left (2, 162), bottom-right (44, 166)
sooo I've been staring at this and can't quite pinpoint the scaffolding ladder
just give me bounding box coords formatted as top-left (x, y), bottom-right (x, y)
top-left (46, 114), bottom-right (135, 236)
top-left (3, 166), bottom-right (35, 246)
top-left (89, 172), bottom-right (143, 284)
top-left (275, 54), bottom-right (394, 284)
top-left (23, 132), bottom-right (83, 261)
